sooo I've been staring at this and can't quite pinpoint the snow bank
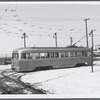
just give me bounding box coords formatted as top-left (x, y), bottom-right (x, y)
top-left (21, 61), bottom-right (100, 94)
top-left (0, 64), bottom-right (11, 71)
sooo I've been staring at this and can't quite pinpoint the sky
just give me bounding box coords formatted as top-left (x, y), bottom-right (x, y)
top-left (0, 2), bottom-right (100, 54)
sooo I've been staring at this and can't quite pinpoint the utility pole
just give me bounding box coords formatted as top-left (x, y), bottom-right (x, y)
top-left (70, 37), bottom-right (73, 45)
top-left (21, 33), bottom-right (28, 48)
top-left (83, 18), bottom-right (90, 48)
top-left (54, 33), bottom-right (58, 47)
top-left (89, 30), bottom-right (94, 72)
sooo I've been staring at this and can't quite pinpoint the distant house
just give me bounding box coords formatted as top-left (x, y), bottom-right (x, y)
top-left (94, 45), bottom-right (100, 57)
top-left (96, 45), bottom-right (100, 51)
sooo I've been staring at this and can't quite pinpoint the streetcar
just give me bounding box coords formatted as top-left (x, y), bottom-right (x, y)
top-left (11, 46), bottom-right (92, 72)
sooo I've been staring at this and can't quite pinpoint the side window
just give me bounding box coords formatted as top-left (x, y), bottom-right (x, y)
top-left (49, 53), bottom-right (54, 58)
top-left (81, 52), bottom-right (88, 56)
top-left (88, 52), bottom-right (91, 56)
top-left (81, 52), bottom-right (85, 56)
top-left (45, 53), bottom-right (59, 58)
top-left (16, 53), bottom-right (19, 59)
top-left (40, 53), bottom-right (45, 58)
top-left (70, 52), bottom-right (73, 57)
top-left (65, 52), bottom-right (69, 57)
top-left (84, 52), bottom-right (87, 56)
top-left (26, 53), bottom-right (31, 59)
top-left (73, 52), bottom-right (77, 57)
top-left (59, 52), bottom-right (69, 58)
top-left (32, 53), bottom-right (35, 59)
top-left (54, 53), bottom-right (59, 58)
top-left (21, 53), bottom-right (31, 59)
top-left (77, 52), bottom-right (82, 57)
top-left (59, 53), bottom-right (66, 58)
top-left (45, 53), bottom-right (49, 58)
top-left (35, 53), bottom-right (40, 59)
top-left (61, 53), bottom-right (65, 58)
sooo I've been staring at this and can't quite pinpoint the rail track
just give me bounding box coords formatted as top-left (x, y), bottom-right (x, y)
top-left (0, 69), bottom-right (45, 94)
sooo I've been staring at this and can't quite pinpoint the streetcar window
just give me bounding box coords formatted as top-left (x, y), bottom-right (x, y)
top-left (45, 53), bottom-right (49, 58)
top-left (81, 52), bottom-right (88, 56)
top-left (29, 53), bottom-right (34, 59)
top-left (61, 53), bottom-right (65, 58)
top-left (21, 53), bottom-right (47, 59)
top-left (54, 53), bottom-right (59, 58)
top-left (77, 52), bottom-right (89, 57)
top-left (21, 53), bottom-right (32, 59)
top-left (45, 52), bottom-right (59, 58)
top-left (26, 53), bottom-right (31, 59)
top-left (65, 52), bottom-right (69, 57)
top-left (21, 53), bottom-right (26, 59)
top-left (70, 52), bottom-right (73, 57)
top-left (77, 52), bottom-right (83, 57)
top-left (12, 53), bottom-right (19, 59)
top-left (81, 52), bottom-right (85, 56)
top-left (59, 53), bottom-right (65, 58)
top-left (46, 53), bottom-right (59, 58)
top-left (35, 53), bottom-right (40, 59)
top-left (73, 52), bottom-right (77, 57)
top-left (88, 52), bottom-right (91, 56)
top-left (84, 52), bottom-right (87, 56)
top-left (40, 53), bottom-right (45, 58)
top-left (49, 53), bottom-right (54, 58)
top-left (32, 53), bottom-right (35, 59)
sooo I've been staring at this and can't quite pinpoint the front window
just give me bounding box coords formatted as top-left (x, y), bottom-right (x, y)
top-left (12, 53), bottom-right (19, 59)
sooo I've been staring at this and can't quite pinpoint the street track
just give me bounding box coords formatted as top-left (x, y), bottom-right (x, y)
top-left (0, 69), bottom-right (45, 94)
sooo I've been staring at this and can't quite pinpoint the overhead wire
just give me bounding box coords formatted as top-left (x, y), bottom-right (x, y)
top-left (0, 5), bottom-right (11, 19)
top-left (0, 5), bottom-right (100, 47)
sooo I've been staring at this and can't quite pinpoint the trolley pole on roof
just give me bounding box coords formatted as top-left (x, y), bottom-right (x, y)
top-left (89, 30), bottom-right (94, 72)
top-left (21, 33), bottom-right (28, 48)
top-left (83, 18), bottom-right (90, 48)
top-left (54, 33), bottom-right (58, 48)
top-left (70, 37), bottom-right (73, 45)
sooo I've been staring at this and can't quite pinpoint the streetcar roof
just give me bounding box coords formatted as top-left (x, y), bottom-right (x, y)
top-left (13, 46), bottom-right (91, 53)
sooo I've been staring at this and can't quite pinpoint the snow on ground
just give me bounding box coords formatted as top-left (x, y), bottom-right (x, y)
top-left (21, 61), bottom-right (100, 94)
top-left (1, 62), bottom-right (100, 95)
top-left (0, 64), bottom-right (11, 71)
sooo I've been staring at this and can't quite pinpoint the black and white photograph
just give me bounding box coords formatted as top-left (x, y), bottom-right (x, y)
top-left (0, 1), bottom-right (100, 98)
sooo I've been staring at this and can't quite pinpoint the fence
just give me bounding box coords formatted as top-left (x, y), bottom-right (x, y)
top-left (0, 53), bottom-right (12, 65)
